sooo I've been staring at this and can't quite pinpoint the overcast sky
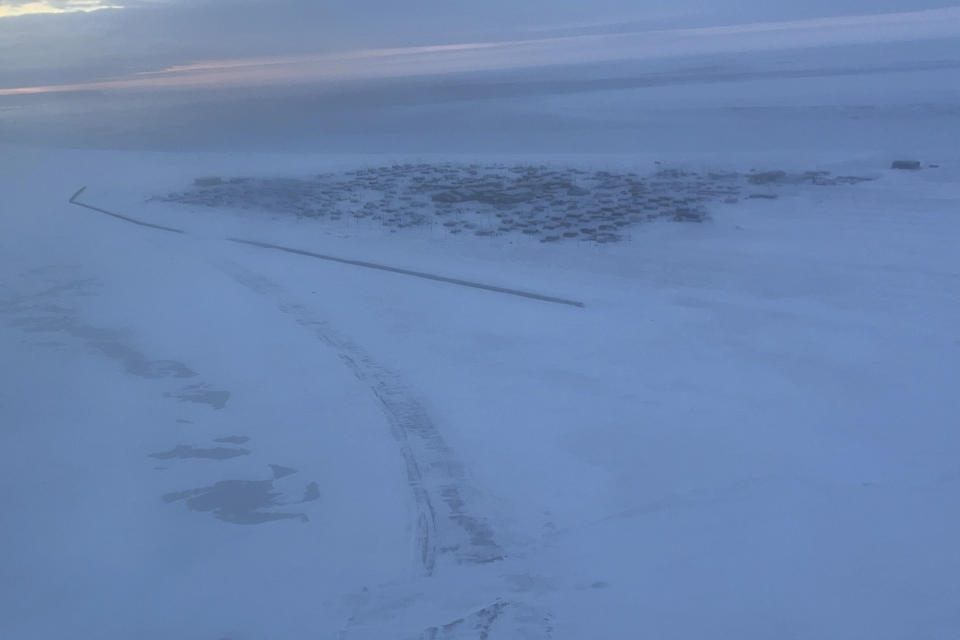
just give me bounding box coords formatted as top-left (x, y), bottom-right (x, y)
top-left (1, 0), bottom-right (958, 93)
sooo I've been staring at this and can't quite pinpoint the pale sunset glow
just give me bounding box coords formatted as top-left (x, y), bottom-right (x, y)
top-left (0, 1), bottom-right (121, 19)
top-left (0, 6), bottom-right (958, 96)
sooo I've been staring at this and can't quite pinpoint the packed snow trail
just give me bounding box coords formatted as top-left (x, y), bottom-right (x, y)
top-left (215, 264), bottom-right (561, 638)
top-left (221, 264), bottom-right (505, 575)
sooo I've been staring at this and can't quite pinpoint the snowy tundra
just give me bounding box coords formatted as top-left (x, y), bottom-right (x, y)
top-left (2, 42), bottom-right (959, 640)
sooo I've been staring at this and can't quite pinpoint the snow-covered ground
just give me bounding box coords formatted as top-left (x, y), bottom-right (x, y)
top-left (2, 46), bottom-right (960, 639)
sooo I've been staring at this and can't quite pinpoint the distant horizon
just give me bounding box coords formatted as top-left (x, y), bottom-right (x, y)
top-left (2, 1), bottom-right (959, 94)
top-left (2, 2), bottom-right (958, 154)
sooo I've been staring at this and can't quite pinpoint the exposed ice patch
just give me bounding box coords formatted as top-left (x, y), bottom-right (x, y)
top-left (162, 478), bottom-right (309, 525)
top-left (269, 464), bottom-right (298, 479)
top-left (165, 383), bottom-right (231, 409)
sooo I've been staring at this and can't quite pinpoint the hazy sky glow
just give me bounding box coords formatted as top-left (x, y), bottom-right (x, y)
top-left (1, 6), bottom-right (958, 96)
top-left (0, 0), bottom-right (121, 18)
top-left (0, 0), bottom-right (958, 96)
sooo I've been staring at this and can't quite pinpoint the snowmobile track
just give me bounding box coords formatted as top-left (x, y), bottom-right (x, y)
top-left (222, 264), bottom-right (504, 575)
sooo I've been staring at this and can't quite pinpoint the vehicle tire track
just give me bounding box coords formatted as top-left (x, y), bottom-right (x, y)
top-left (221, 263), bottom-right (504, 576)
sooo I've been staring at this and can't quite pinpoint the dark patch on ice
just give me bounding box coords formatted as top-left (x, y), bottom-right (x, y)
top-left (214, 435), bottom-right (250, 444)
top-left (0, 278), bottom-right (213, 390)
top-left (891, 160), bottom-right (922, 170)
top-left (301, 481), bottom-right (320, 502)
top-left (149, 444), bottom-right (250, 460)
top-left (166, 384), bottom-right (231, 409)
top-left (269, 464), bottom-right (297, 479)
top-left (6, 312), bottom-right (196, 379)
top-left (162, 478), bottom-right (308, 524)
